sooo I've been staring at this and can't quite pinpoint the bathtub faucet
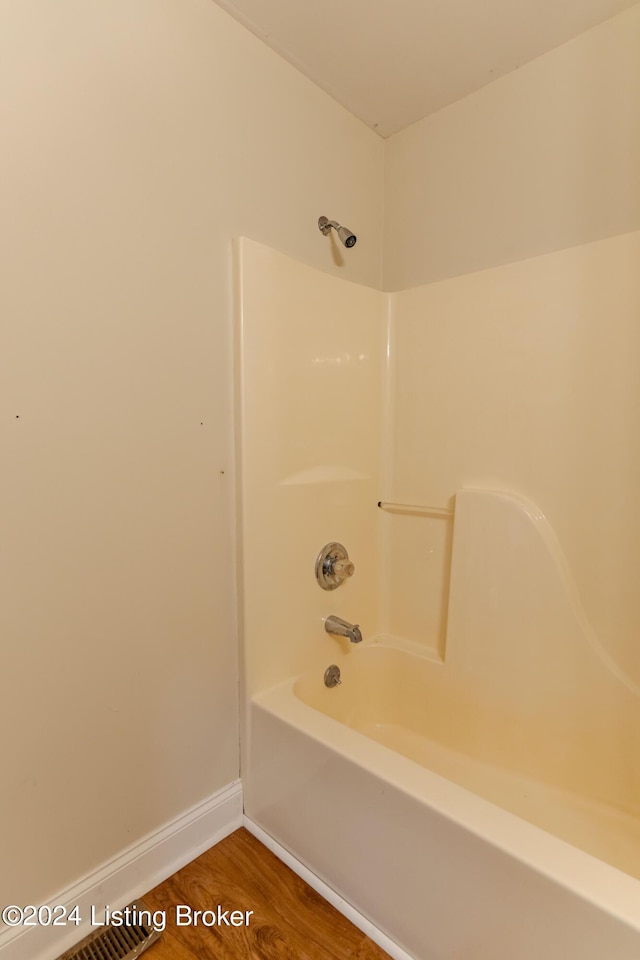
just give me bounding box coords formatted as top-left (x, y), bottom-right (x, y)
top-left (324, 615), bottom-right (363, 644)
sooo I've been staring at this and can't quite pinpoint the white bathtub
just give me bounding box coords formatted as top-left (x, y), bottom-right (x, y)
top-left (245, 644), bottom-right (640, 960)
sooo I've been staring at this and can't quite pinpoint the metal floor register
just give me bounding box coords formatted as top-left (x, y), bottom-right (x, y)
top-left (57, 902), bottom-right (161, 960)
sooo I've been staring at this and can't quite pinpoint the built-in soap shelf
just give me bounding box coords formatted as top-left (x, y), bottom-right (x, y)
top-left (377, 500), bottom-right (454, 519)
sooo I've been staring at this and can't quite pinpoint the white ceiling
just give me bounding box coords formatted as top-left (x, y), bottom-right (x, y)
top-left (213, 0), bottom-right (637, 136)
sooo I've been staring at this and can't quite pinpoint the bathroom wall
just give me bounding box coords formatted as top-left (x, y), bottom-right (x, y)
top-left (384, 3), bottom-right (640, 289)
top-left (0, 0), bottom-right (383, 912)
top-left (236, 238), bottom-right (386, 700)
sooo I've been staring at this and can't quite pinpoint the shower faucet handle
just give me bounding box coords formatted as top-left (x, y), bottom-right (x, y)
top-left (315, 542), bottom-right (355, 591)
top-left (332, 558), bottom-right (355, 579)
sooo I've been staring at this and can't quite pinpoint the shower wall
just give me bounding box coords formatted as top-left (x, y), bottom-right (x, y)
top-left (236, 239), bottom-right (386, 700)
top-left (387, 232), bottom-right (640, 681)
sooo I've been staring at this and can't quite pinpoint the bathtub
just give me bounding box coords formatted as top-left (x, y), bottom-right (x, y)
top-left (245, 643), bottom-right (640, 960)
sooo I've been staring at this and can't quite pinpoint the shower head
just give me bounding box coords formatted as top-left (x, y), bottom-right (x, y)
top-left (318, 216), bottom-right (357, 248)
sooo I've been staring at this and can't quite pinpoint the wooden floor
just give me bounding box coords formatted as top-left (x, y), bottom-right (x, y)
top-left (143, 828), bottom-right (391, 960)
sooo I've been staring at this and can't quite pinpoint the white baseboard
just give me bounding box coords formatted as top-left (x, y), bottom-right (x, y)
top-left (1, 781), bottom-right (243, 960)
top-left (243, 817), bottom-right (415, 960)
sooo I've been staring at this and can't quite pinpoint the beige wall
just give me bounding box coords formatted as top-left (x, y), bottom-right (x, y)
top-left (0, 0), bottom-right (383, 907)
top-left (384, 4), bottom-right (640, 289)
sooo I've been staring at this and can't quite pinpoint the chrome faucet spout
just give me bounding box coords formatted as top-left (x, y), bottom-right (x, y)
top-left (324, 615), bottom-right (363, 644)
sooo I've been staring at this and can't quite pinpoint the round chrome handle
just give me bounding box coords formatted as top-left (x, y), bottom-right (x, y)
top-left (315, 542), bottom-right (355, 591)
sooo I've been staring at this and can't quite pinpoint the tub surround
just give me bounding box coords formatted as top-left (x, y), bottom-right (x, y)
top-left (235, 237), bottom-right (386, 701)
top-left (388, 229), bottom-right (640, 670)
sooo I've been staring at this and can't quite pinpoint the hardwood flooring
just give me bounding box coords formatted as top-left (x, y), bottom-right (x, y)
top-left (143, 827), bottom-right (391, 960)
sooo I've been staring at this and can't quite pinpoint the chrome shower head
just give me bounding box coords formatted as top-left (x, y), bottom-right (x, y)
top-left (318, 216), bottom-right (357, 248)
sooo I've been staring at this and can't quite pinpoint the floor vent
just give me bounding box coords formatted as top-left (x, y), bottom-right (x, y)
top-left (57, 901), bottom-right (161, 960)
